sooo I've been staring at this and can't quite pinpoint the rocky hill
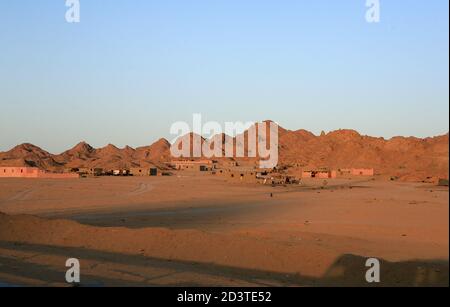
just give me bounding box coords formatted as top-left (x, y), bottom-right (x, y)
top-left (1, 123), bottom-right (448, 181)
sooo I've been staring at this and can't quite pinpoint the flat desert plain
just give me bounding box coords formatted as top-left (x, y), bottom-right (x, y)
top-left (0, 174), bottom-right (448, 287)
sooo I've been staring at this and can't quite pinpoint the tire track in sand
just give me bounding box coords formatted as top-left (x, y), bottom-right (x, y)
top-left (128, 182), bottom-right (153, 196)
top-left (0, 188), bottom-right (36, 206)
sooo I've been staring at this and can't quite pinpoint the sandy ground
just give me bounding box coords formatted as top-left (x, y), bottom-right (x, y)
top-left (0, 174), bottom-right (448, 287)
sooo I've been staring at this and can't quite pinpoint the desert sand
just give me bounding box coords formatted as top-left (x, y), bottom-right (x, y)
top-left (0, 174), bottom-right (448, 287)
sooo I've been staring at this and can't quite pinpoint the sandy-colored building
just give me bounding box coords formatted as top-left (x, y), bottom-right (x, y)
top-left (171, 160), bottom-right (214, 171)
top-left (216, 169), bottom-right (298, 185)
top-left (351, 168), bottom-right (374, 176)
top-left (221, 161), bottom-right (239, 168)
top-left (301, 168), bottom-right (375, 178)
top-left (302, 170), bottom-right (337, 179)
top-left (217, 169), bottom-right (258, 183)
top-left (0, 167), bottom-right (79, 179)
top-left (130, 168), bottom-right (158, 177)
top-left (69, 168), bottom-right (104, 176)
top-left (338, 168), bottom-right (374, 177)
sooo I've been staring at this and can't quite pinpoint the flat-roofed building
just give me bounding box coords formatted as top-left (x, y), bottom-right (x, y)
top-left (171, 160), bottom-right (214, 171)
top-left (302, 169), bottom-right (337, 179)
top-left (130, 168), bottom-right (158, 177)
top-left (351, 168), bottom-right (374, 176)
top-left (0, 167), bottom-right (79, 179)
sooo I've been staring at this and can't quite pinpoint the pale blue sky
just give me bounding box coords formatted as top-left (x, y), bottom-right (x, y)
top-left (0, 0), bottom-right (448, 153)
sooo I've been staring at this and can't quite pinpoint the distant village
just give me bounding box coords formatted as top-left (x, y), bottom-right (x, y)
top-left (0, 159), bottom-right (378, 186)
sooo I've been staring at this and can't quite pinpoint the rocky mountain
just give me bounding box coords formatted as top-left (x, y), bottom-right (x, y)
top-left (135, 138), bottom-right (171, 162)
top-left (0, 143), bottom-right (63, 169)
top-left (0, 139), bottom-right (172, 171)
top-left (277, 129), bottom-right (449, 181)
top-left (0, 123), bottom-right (448, 181)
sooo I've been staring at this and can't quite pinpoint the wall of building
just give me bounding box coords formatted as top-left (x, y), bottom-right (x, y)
top-left (216, 169), bottom-right (258, 183)
top-left (38, 172), bottom-right (79, 179)
top-left (351, 169), bottom-right (374, 176)
top-left (130, 168), bottom-right (147, 176)
top-left (172, 160), bottom-right (214, 171)
top-left (303, 168), bottom-right (372, 179)
top-left (316, 172), bottom-right (331, 179)
top-left (302, 171), bottom-right (313, 178)
top-left (130, 168), bottom-right (158, 176)
top-left (0, 167), bottom-right (79, 179)
top-left (0, 167), bottom-right (39, 178)
top-left (302, 170), bottom-right (336, 179)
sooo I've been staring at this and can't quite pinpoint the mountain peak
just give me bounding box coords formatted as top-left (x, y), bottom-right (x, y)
top-left (327, 129), bottom-right (362, 138)
top-left (72, 141), bottom-right (95, 153)
top-left (13, 143), bottom-right (43, 150)
top-left (153, 138), bottom-right (171, 146)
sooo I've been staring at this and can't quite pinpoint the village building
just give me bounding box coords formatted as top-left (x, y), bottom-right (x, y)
top-left (0, 167), bottom-right (79, 179)
top-left (338, 168), bottom-right (374, 177)
top-left (67, 167), bottom-right (104, 176)
top-left (302, 169), bottom-right (337, 179)
top-left (222, 161), bottom-right (239, 168)
top-left (350, 168), bottom-right (374, 176)
top-left (130, 167), bottom-right (158, 177)
top-left (216, 168), bottom-right (299, 186)
top-left (171, 160), bottom-right (215, 172)
top-left (217, 169), bottom-right (258, 184)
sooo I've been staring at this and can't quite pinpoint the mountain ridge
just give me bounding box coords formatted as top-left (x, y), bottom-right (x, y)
top-left (1, 124), bottom-right (448, 182)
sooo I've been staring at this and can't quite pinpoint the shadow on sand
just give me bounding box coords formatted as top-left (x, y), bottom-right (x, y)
top-left (0, 241), bottom-right (447, 287)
